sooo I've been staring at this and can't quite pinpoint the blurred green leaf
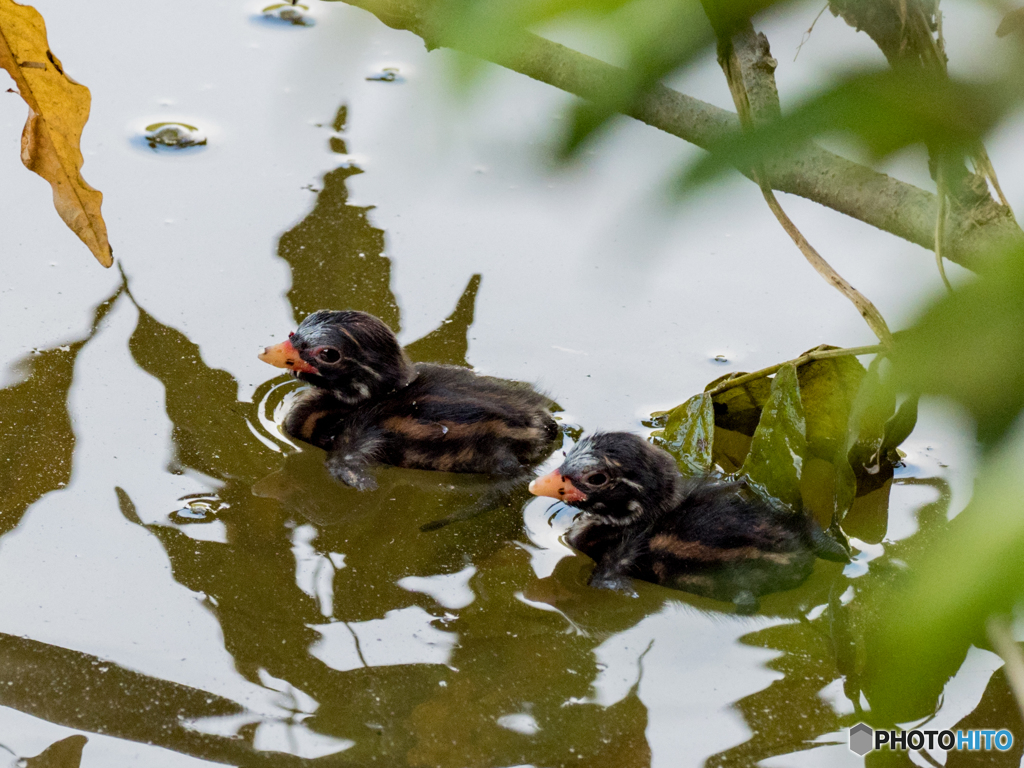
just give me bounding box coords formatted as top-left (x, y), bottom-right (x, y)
top-left (562, 0), bottom-right (713, 153)
top-left (682, 68), bottom-right (1014, 191)
top-left (651, 392), bottom-right (714, 474)
top-left (740, 364), bottom-right (806, 510)
top-left (865, 426), bottom-right (1024, 718)
top-left (892, 247), bottom-right (1024, 446)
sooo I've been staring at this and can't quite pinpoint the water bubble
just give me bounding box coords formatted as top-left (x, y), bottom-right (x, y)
top-left (261, 3), bottom-right (315, 26)
top-left (366, 67), bottom-right (403, 83)
top-left (144, 122), bottom-right (207, 150)
top-left (170, 496), bottom-right (228, 524)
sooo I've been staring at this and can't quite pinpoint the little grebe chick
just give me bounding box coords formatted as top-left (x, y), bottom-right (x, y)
top-left (529, 432), bottom-right (847, 612)
top-left (260, 310), bottom-right (559, 490)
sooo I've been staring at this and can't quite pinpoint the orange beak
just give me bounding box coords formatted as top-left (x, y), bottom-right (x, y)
top-left (258, 339), bottom-right (319, 375)
top-left (528, 469), bottom-right (587, 503)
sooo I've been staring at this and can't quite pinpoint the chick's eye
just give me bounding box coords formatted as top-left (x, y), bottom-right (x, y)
top-left (584, 472), bottom-right (609, 487)
top-left (316, 347), bottom-right (341, 364)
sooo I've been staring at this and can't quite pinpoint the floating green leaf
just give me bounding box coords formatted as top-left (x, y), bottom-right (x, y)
top-left (707, 373), bottom-right (771, 435)
top-left (881, 394), bottom-right (919, 456)
top-left (651, 392), bottom-right (714, 475)
top-left (740, 364), bottom-right (806, 511)
top-left (796, 347), bottom-right (866, 461)
top-left (831, 447), bottom-right (857, 524)
top-left (846, 356), bottom-right (896, 471)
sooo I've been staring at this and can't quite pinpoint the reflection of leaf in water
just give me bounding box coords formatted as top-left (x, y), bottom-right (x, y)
top-left (707, 619), bottom-right (842, 768)
top-left (709, 480), bottom-right (953, 765)
top-left (278, 164), bottom-right (399, 330)
top-left (946, 667), bottom-right (1023, 767)
top-left (404, 273), bottom-right (480, 367)
top-left (0, 286), bottom-right (120, 536)
top-left (23, 735), bottom-right (87, 768)
top-left (0, 0), bottom-right (112, 266)
top-left (127, 307), bottom-right (279, 482)
top-left (406, 544), bottom-right (653, 768)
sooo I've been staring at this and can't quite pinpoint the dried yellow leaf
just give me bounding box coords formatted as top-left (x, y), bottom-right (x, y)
top-left (0, 0), bottom-right (112, 267)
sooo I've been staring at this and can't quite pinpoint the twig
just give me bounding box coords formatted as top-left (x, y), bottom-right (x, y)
top-left (706, 345), bottom-right (884, 397)
top-left (794, 3), bottom-right (830, 62)
top-left (761, 187), bottom-right (894, 344)
top-left (934, 164), bottom-right (954, 294)
top-left (718, 25), bottom-right (894, 345)
top-left (986, 616), bottom-right (1024, 723)
top-left (973, 144), bottom-right (1014, 214)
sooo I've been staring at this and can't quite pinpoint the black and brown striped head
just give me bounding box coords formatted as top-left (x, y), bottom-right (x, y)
top-left (529, 432), bottom-right (680, 524)
top-left (259, 310), bottom-right (415, 403)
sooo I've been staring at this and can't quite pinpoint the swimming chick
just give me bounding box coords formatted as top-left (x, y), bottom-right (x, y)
top-left (529, 432), bottom-right (848, 612)
top-left (259, 310), bottom-right (559, 490)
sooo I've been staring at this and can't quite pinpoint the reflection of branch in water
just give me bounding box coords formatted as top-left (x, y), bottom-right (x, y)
top-left (0, 283), bottom-right (122, 538)
top-left (0, 633), bottom-right (343, 768)
top-left (342, 622), bottom-right (369, 669)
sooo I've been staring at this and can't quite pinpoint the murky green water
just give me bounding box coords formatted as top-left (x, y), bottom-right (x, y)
top-left (1, 1), bottom-right (1022, 766)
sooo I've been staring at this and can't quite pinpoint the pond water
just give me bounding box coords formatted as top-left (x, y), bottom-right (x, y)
top-left (0, 0), bottom-right (1021, 766)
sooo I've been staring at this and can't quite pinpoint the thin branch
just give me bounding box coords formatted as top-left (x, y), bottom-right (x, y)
top-left (706, 345), bottom-right (884, 397)
top-left (718, 24), bottom-right (894, 345)
top-left (973, 144), bottom-right (1014, 214)
top-left (934, 164), bottom-right (953, 293)
top-left (794, 3), bottom-right (830, 62)
top-left (986, 617), bottom-right (1024, 724)
top-left (762, 188), bottom-right (894, 343)
top-left (329, 0), bottom-right (1024, 272)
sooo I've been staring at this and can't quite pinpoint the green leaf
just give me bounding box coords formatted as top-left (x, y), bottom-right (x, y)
top-left (707, 373), bottom-right (772, 435)
top-left (881, 394), bottom-right (919, 456)
top-left (846, 356), bottom-right (895, 469)
top-left (650, 392), bottom-right (714, 475)
top-left (796, 347), bottom-right (866, 461)
top-left (562, 0), bottom-right (714, 154)
top-left (831, 447), bottom-right (857, 523)
top-left (892, 247), bottom-right (1024, 447)
top-left (739, 364), bottom-right (806, 511)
